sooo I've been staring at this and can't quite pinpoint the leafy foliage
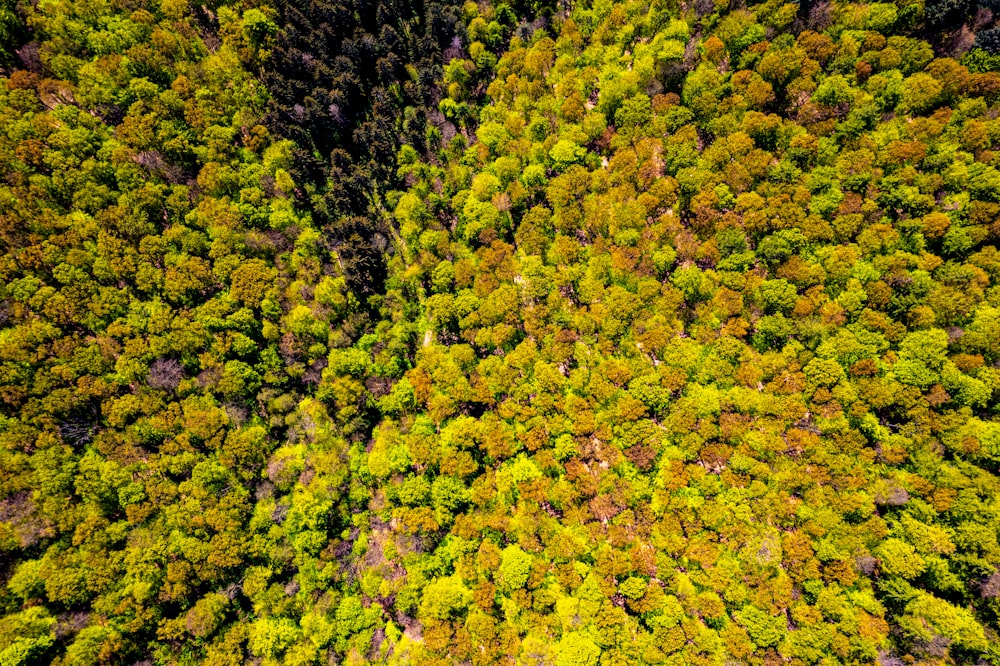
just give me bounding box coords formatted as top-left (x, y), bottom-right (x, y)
top-left (3, 0), bottom-right (1000, 664)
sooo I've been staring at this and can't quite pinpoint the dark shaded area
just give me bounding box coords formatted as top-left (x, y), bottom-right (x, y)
top-left (262, 0), bottom-right (465, 295)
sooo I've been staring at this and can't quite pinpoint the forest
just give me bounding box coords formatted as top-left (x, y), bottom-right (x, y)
top-left (2, 0), bottom-right (1000, 663)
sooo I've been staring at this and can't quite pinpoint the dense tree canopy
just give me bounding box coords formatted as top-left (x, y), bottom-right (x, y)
top-left (2, 0), bottom-right (1000, 664)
